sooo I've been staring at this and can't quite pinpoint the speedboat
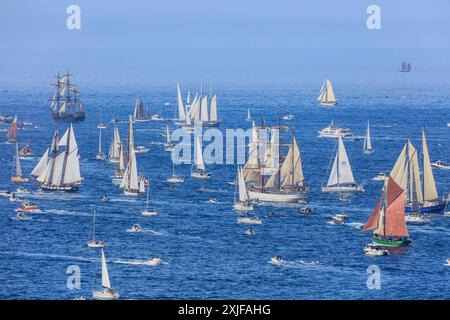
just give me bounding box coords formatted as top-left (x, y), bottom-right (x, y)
top-left (233, 200), bottom-right (254, 211)
top-left (100, 195), bottom-right (109, 202)
top-left (372, 172), bottom-right (386, 181)
top-left (339, 196), bottom-right (350, 202)
top-left (237, 217), bottom-right (262, 225)
top-left (164, 144), bottom-right (174, 152)
top-left (16, 187), bottom-right (29, 194)
top-left (283, 114), bottom-right (295, 120)
top-left (431, 160), bottom-right (450, 170)
top-left (270, 256), bottom-right (284, 265)
top-left (364, 243), bottom-right (389, 256)
top-left (298, 207), bottom-right (314, 215)
top-left (167, 176), bottom-right (184, 183)
top-left (130, 224), bottom-right (142, 232)
top-left (151, 114), bottom-right (163, 121)
top-left (145, 257), bottom-right (163, 266)
top-left (208, 198), bottom-right (219, 204)
top-left (97, 123), bottom-right (107, 129)
top-left (245, 228), bottom-right (255, 236)
top-left (18, 144), bottom-right (33, 159)
top-left (318, 121), bottom-right (352, 138)
top-left (332, 214), bottom-right (351, 225)
top-left (445, 259), bottom-right (450, 266)
top-left (405, 214), bottom-right (430, 223)
top-left (11, 176), bottom-right (29, 183)
top-left (87, 240), bottom-right (104, 249)
top-left (135, 146), bottom-right (150, 154)
top-left (141, 209), bottom-right (157, 217)
top-left (16, 211), bottom-right (28, 220)
top-left (16, 201), bottom-right (39, 213)
top-left (191, 169), bottom-right (212, 179)
top-left (9, 193), bottom-right (18, 201)
top-left (92, 288), bottom-right (119, 300)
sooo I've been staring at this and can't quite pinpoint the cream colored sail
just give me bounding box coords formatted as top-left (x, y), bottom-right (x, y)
top-left (177, 83), bottom-right (186, 121)
top-left (317, 79), bottom-right (337, 104)
top-left (210, 95), bottom-right (218, 122)
top-left (390, 144), bottom-right (408, 191)
top-left (407, 141), bottom-right (423, 204)
top-left (14, 142), bottom-right (22, 177)
top-left (422, 128), bottom-right (438, 201)
top-left (280, 135), bottom-right (304, 187)
top-left (194, 135), bottom-right (205, 171)
top-left (200, 96), bottom-right (209, 122)
top-left (238, 166), bottom-right (249, 202)
top-left (243, 121), bottom-right (261, 183)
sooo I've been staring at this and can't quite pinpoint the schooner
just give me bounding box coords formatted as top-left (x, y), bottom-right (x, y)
top-left (31, 124), bottom-right (82, 191)
top-left (242, 120), bottom-right (308, 203)
top-left (322, 136), bottom-right (364, 193)
top-left (108, 124), bottom-right (121, 163)
top-left (317, 79), bottom-right (338, 106)
top-left (50, 73), bottom-right (85, 122)
top-left (133, 97), bottom-right (150, 122)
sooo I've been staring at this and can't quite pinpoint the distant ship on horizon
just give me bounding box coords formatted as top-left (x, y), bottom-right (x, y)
top-left (399, 61), bottom-right (411, 72)
top-left (50, 72), bottom-right (85, 122)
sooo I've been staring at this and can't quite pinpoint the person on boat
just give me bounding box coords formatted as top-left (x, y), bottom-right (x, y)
top-left (11, 194), bottom-right (16, 200)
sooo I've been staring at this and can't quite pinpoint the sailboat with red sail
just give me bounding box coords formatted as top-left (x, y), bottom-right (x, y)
top-left (363, 176), bottom-right (411, 247)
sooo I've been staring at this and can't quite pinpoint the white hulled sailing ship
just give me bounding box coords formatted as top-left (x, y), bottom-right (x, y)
top-left (363, 120), bottom-right (374, 154)
top-left (50, 73), bottom-right (85, 122)
top-left (92, 248), bottom-right (119, 300)
top-left (317, 79), bottom-right (338, 106)
top-left (31, 124), bottom-right (82, 191)
top-left (133, 97), bottom-right (151, 122)
top-left (120, 116), bottom-right (146, 195)
top-left (322, 136), bottom-right (364, 193)
top-left (191, 135), bottom-right (211, 178)
top-left (233, 166), bottom-right (253, 211)
top-left (243, 121), bottom-right (308, 203)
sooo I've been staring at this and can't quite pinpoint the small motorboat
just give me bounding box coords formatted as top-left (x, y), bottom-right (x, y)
top-left (145, 257), bottom-right (163, 266)
top-left (372, 172), bottom-right (386, 181)
top-left (191, 169), bottom-right (212, 179)
top-left (16, 211), bottom-right (28, 220)
top-left (17, 201), bottom-right (39, 213)
top-left (270, 256), bottom-right (284, 265)
top-left (9, 193), bottom-right (17, 202)
top-left (233, 200), bottom-right (254, 211)
top-left (100, 195), bottom-right (109, 202)
top-left (0, 190), bottom-right (11, 197)
top-left (167, 176), bottom-right (184, 183)
top-left (141, 209), bottom-right (157, 217)
top-left (339, 196), bottom-right (350, 202)
top-left (445, 259), bottom-right (450, 266)
top-left (364, 243), bottom-right (389, 256)
top-left (135, 146), bottom-right (150, 154)
top-left (18, 144), bottom-right (33, 159)
top-left (237, 217), bottom-right (262, 225)
top-left (282, 114), bottom-right (295, 120)
top-left (298, 207), bottom-right (315, 215)
top-left (208, 198), bottom-right (219, 204)
top-left (332, 214), bottom-right (351, 225)
top-left (245, 228), bottom-right (255, 236)
top-left (405, 214), bottom-right (430, 223)
top-left (87, 240), bottom-right (104, 249)
top-left (97, 123), bottom-right (107, 129)
top-left (151, 114), bottom-right (163, 121)
top-left (130, 224), bottom-right (142, 233)
top-left (431, 160), bottom-right (450, 170)
top-left (164, 102), bottom-right (171, 107)
top-left (16, 187), bottom-right (29, 194)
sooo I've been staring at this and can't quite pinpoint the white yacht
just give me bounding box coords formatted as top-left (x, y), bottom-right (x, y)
top-left (372, 172), bottom-right (386, 181)
top-left (364, 244), bottom-right (389, 256)
top-left (318, 121), bottom-right (352, 138)
top-left (135, 146), bottom-right (150, 154)
top-left (431, 160), bottom-right (450, 170)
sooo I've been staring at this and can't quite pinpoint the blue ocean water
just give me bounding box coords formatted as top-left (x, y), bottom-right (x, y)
top-left (0, 50), bottom-right (449, 299)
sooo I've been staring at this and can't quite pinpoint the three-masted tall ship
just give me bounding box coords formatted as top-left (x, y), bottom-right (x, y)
top-left (31, 124), bottom-right (82, 191)
top-left (389, 129), bottom-right (446, 214)
top-left (50, 73), bottom-right (85, 122)
top-left (242, 120), bottom-right (308, 203)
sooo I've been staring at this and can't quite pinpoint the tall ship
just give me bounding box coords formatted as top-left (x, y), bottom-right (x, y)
top-left (31, 124), bottom-right (82, 191)
top-left (6, 115), bottom-right (18, 143)
top-left (50, 73), bottom-right (85, 122)
top-left (242, 120), bottom-right (308, 203)
top-left (176, 83), bottom-right (219, 128)
top-left (390, 129), bottom-right (446, 214)
top-left (317, 79), bottom-right (338, 106)
top-left (363, 176), bottom-right (411, 247)
top-left (400, 61), bottom-right (411, 72)
top-left (133, 97), bottom-right (151, 122)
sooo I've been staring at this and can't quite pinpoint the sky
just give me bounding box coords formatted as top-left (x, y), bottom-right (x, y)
top-left (0, 0), bottom-right (449, 84)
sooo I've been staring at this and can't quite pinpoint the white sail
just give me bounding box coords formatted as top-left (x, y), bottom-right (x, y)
top-left (50, 152), bottom-right (66, 185)
top-left (101, 249), bottom-right (111, 289)
top-left (118, 143), bottom-right (125, 171)
top-left (31, 148), bottom-right (49, 177)
top-left (200, 96), bottom-right (209, 122)
top-left (422, 128), bottom-right (438, 201)
top-left (177, 83), bottom-right (186, 121)
top-left (327, 136), bottom-right (355, 186)
top-left (246, 108), bottom-right (251, 121)
top-left (14, 143), bottom-right (22, 177)
top-left (166, 126), bottom-right (172, 144)
top-left (238, 166), bottom-right (249, 202)
top-left (98, 128), bottom-right (103, 153)
top-left (390, 144), bottom-right (408, 191)
top-left (189, 94), bottom-right (200, 121)
top-left (109, 126), bottom-right (121, 160)
top-left (139, 176), bottom-right (145, 193)
top-left (363, 121), bottom-right (373, 151)
top-left (194, 135), bottom-right (205, 171)
top-left (210, 95), bottom-right (218, 122)
top-left (317, 79), bottom-right (337, 104)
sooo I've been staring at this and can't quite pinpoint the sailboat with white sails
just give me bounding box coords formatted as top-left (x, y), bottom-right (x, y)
top-left (87, 210), bottom-right (104, 249)
top-left (31, 124), bottom-right (82, 191)
top-left (243, 121), bottom-right (309, 203)
top-left (246, 109), bottom-right (251, 122)
top-left (108, 124), bottom-right (121, 163)
top-left (363, 120), bottom-right (374, 154)
top-left (164, 126), bottom-right (174, 152)
top-left (233, 166), bottom-right (254, 211)
top-left (167, 162), bottom-right (184, 183)
top-left (92, 248), bottom-right (119, 300)
top-left (191, 135), bottom-right (211, 179)
top-left (141, 184), bottom-right (157, 216)
top-left (322, 136), bottom-right (364, 193)
top-left (120, 116), bottom-right (146, 195)
top-left (96, 127), bottom-right (106, 160)
top-left (317, 79), bottom-right (338, 106)
top-left (11, 142), bottom-right (29, 183)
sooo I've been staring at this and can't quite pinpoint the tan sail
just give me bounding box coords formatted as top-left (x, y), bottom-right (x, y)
top-left (389, 143), bottom-right (408, 191)
top-left (422, 128), bottom-right (438, 201)
top-left (407, 141), bottom-right (423, 204)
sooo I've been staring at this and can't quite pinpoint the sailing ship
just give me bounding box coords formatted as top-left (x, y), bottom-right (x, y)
top-left (96, 127), bottom-right (106, 160)
top-left (141, 183), bottom-right (157, 216)
top-left (120, 116), bottom-right (146, 195)
top-left (11, 142), bottom-right (29, 183)
top-left (164, 126), bottom-right (174, 152)
top-left (50, 73), bottom-right (85, 122)
top-left (108, 124), bottom-right (121, 163)
top-left (133, 97), bottom-right (151, 122)
top-left (92, 248), bottom-right (119, 300)
top-left (176, 83), bottom-right (219, 128)
top-left (6, 115), bottom-right (18, 143)
top-left (31, 124), bottom-right (82, 191)
top-left (322, 136), bottom-right (364, 193)
top-left (167, 162), bottom-right (184, 183)
top-left (317, 79), bottom-right (338, 106)
top-left (18, 143), bottom-right (33, 159)
top-left (363, 176), bottom-right (411, 246)
top-left (363, 120), bottom-right (374, 154)
top-left (87, 210), bottom-right (104, 249)
top-left (243, 121), bottom-right (309, 203)
top-left (246, 109), bottom-right (251, 122)
top-left (390, 129), bottom-right (446, 214)
top-left (400, 61), bottom-right (411, 72)
top-left (191, 135), bottom-right (211, 178)
top-left (111, 142), bottom-right (125, 185)
top-left (233, 166), bottom-right (253, 211)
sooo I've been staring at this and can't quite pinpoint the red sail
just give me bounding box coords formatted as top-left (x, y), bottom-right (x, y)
top-left (363, 197), bottom-right (382, 232)
top-left (7, 120), bottom-right (17, 141)
top-left (385, 177), bottom-right (409, 237)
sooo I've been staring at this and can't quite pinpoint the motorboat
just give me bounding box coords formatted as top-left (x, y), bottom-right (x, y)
top-left (16, 187), bottom-right (29, 194)
top-left (16, 201), bottom-right (39, 213)
top-left (283, 114), bottom-right (295, 120)
top-left (318, 121), bottom-right (352, 138)
top-left (332, 214), bottom-right (351, 225)
top-left (431, 160), bottom-right (450, 170)
top-left (130, 224), bottom-right (142, 233)
top-left (0, 190), bottom-right (11, 197)
top-left (167, 175), bottom-right (184, 183)
top-left (9, 193), bottom-right (18, 201)
top-left (405, 214), bottom-right (430, 223)
top-left (237, 217), bottom-right (262, 225)
top-left (151, 114), bottom-right (163, 121)
top-left (245, 228), bottom-right (255, 236)
top-left (372, 172), bottom-right (386, 181)
top-left (135, 146), bottom-right (150, 154)
top-left (364, 243), bottom-right (390, 256)
top-left (339, 196), bottom-right (350, 202)
top-left (208, 198), bottom-right (219, 204)
top-left (145, 257), bottom-right (163, 266)
top-left (270, 256), bottom-right (284, 265)
top-left (298, 207), bottom-right (314, 215)
top-left (16, 211), bottom-right (28, 220)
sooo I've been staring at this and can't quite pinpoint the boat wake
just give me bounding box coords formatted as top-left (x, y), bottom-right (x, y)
top-left (126, 228), bottom-right (169, 236)
top-left (0, 251), bottom-right (96, 263)
top-left (269, 259), bottom-right (321, 268)
top-left (113, 258), bottom-right (166, 266)
top-left (43, 209), bottom-right (92, 217)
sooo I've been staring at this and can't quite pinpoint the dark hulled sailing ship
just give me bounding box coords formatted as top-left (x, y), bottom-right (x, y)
top-left (400, 61), bottom-right (411, 72)
top-left (50, 73), bottom-right (85, 122)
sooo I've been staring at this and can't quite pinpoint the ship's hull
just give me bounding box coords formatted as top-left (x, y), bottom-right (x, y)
top-left (52, 111), bottom-right (85, 122)
top-left (321, 185), bottom-right (364, 193)
top-left (372, 235), bottom-right (411, 247)
top-left (320, 101), bottom-right (337, 107)
top-left (405, 201), bottom-right (446, 214)
top-left (39, 184), bottom-right (79, 192)
top-left (248, 189), bottom-right (308, 203)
